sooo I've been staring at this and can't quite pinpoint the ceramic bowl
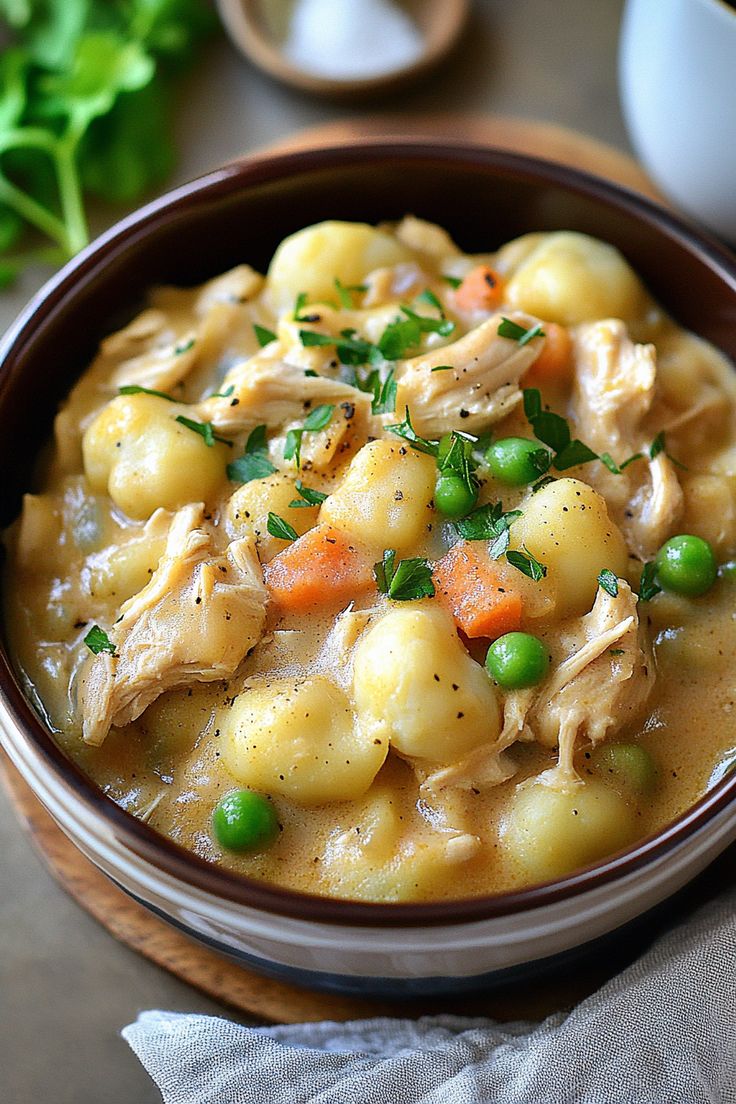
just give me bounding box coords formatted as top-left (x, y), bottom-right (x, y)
top-left (1, 142), bottom-right (736, 996)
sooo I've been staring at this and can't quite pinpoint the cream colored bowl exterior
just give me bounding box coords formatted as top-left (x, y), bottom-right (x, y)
top-left (3, 697), bottom-right (736, 984)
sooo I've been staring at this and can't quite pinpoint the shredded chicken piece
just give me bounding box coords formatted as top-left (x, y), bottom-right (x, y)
top-left (571, 319), bottom-right (683, 558)
top-left (419, 689), bottom-right (533, 797)
top-left (196, 355), bottom-right (378, 437)
top-left (531, 580), bottom-right (654, 790)
top-left (393, 311), bottom-right (542, 437)
top-left (78, 503), bottom-right (267, 746)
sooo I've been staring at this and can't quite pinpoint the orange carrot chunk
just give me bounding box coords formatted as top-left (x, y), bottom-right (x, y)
top-left (454, 264), bottom-right (505, 312)
top-left (263, 524), bottom-right (375, 611)
top-left (433, 542), bottom-right (523, 640)
top-left (522, 322), bottom-right (572, 387)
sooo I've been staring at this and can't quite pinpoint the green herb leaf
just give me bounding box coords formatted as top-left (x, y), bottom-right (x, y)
top-left (175, 415), bottom-right (231, 448)
top-left (430, 364), bottom-right (455, 373)
top-left (283, 428), bottom-right (303, 467)
top-left (454, 501), bottom-right (522, 548)
top-left (266, 512), bottom-right (298, 542)
top-left (293, 291), bottom-right (308, 319)
top-left (649, 431), bottom-right (665, 459)
top-left (175, 337), bottom-right (194, 355)
top-left (84, 624), bottom-right (116, 656)
top-left (299, 328), bottom-right (380, 367)
top-left (303, 404), bottom-right (334, 432)
top-left (374, 549), bottom-right (435, 601)
top-left (639, 561), bottom-right (662, 602)
top-left (289, 480), bottom-right (327, 508)
top-left (553, 439), bottom-right (599, 471)
top-left (416, 287), bottom-right (445, 315)
top-left (385, 406), bottom-right (438, 456)
top-left (334, 277), bottom-right (367, 307)
top-left (401, 305), bottom-right (455, 337)
top-left (254, 323), bottom-right (277, 347)
top-left (506, 546), bottom-right (547, 581)
top-left (620, 452), bottom-right (645, 470)
top-left (119, 384), bottom-right (175, 401)
top-left (523, 388), bottom-right (542, 420)
top-left (609, 649), bottom-right (625, 656)
top-left (373, 548), bottom-right (396, 594)
top-left (498, 317), bottom-right (545, 346)
top-left (227, 424), bottom-right (276, 483)
top-left (599, 452), bottom-right (622, 474)
top-left (369, 368), bottom-right (397, 415)
top-left (441, 274), bottom-right (462, 289)
top-left (598, 569), bottom-right (619, 597)
top-left (209, 384), bottom-right (235, 399)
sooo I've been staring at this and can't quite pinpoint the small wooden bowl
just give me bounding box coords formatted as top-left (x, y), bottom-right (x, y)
top-left (216, 0), bottom-right (469, 99)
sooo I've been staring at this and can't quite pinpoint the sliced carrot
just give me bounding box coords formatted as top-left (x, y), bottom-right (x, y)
top-left (522, 322), bottom-right (572, 387)
top-left (263, 524), bottom-right (375, 612)
top-left (433, 542), bottom-right (523, 640)
top-left (454, 264), bottom-right (505, 312)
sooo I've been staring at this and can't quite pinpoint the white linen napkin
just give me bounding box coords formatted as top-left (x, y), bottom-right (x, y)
top-left (123, 884), bottom-right (736, 1104)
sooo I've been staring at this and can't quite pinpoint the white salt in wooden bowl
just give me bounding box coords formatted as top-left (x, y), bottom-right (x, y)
top-left (216, 0), bottom-right (469, 99)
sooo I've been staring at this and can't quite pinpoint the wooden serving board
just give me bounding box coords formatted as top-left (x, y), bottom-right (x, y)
top-left (0, 118), bottom-right (674, 1026)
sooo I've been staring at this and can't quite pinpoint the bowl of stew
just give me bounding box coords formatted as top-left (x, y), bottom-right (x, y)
top-left (1, 141), bottom-right (736, 997)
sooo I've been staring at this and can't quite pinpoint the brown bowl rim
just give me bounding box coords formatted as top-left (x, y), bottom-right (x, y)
top-left (2, 139), bottom-right (736, 928)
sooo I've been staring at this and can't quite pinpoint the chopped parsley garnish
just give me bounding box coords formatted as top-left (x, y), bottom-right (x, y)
top-left (374, 549), bottom-right (435, 601)
top-left (385, 406), bottom-right (438, 456)
top-left (437, 430), bottom-right (479, 509)
top-left (638, 561), bottom-right (662, 602)
top-left (334, 277), bottom-right (367, 307)
top-left (506, 546), bottom-right (547, 581)
top-left (430, 364), bottom-right (455, 373)
top-left (227, 424), bottom-right (277, 483)
top-left (175, 415), bottom-right (231, 448)
top-left (441, 274), bottom-right (463, 289)
top-left (498, 318), bottom-right (545, 346)
top-left (289, 480), bottom-right (328, 508)
top-left (359, 367), bottom-right (397, 415)
top-left (84, 625), bottom-right (116, 656)
top-left (609, 649), bottom-right (625, 656)
top-left (175, 338), bottom-right (195, 355)
top-left (416, 287), bottom-right (445, 315)
top-left (299, 328), bottom-right (382, 367)
top-left (598, 569), bottom-right (620, 597)
top-left (253, 323), bottom-right (277, 347)
top-left (266, 513), bottom-right (298, 542)
top-left (293, 291), bottom-right (309, 320)
top-left (523, 388), bottom-right (615, 473)
top-left (119, 384), bottom-right (175, 402)
top-left (454, 502), bottom-right (522, 556)
top-left (553, 439), bottom-right (600, 471)
top-left (209, 384), bottom-right (235, 399)
top-left (283, 404), bottom-right (335, 467)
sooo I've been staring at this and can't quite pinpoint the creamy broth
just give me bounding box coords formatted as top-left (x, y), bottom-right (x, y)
top-left (6, 218), bottom-right (736, 902)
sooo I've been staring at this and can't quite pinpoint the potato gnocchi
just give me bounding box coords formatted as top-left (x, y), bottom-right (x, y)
top-left (6, 218), bottom-right (736, 902)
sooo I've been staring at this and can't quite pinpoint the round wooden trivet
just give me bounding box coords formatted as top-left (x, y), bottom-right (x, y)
top-left (0, 119), bottom-right (673, 1025)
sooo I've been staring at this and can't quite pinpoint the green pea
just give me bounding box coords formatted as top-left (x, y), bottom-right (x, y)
top-left (485, 631), bottom-right (549, 689)
top-left (434, 472), bottom-right (478, 519)
top-left (212, 789), bottom-right (280, 852)
top-left (654, 534), bottom-right (717, 597)
top-left (590, 744), bottom-right (657, 794)
top-left (485, 437), bottom-right (551, 486)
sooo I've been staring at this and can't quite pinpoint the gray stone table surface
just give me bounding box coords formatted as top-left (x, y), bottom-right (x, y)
top-left (0, 2), bottom-right (631, 1101)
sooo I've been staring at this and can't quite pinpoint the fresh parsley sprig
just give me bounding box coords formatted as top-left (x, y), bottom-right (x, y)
top-left (119, 384), bottom-right (175, 402)
top-left (284, 404), bottom-right (335, 468)
top-left (454, 502), bottom-right (522, 558)
top-left (506, 546), bottom-right (547, 581)
top-left (498, 318), bottom-right (545, 346)
top-left (374, 549), bottom-right (435, 601)
top-left (598, 569), bottom-right (620, 597)
top-left (638, 561), bottom-right (662, 602)
top-left (84, 624), bottom-right (116, 656)
top-left (288, 480), bottom-right (327, 508)
top-left (385, 407), bottom-right (438, 457)
top-left (266, 513), bottom-right (298, 542)
top-left (175, 415), bottom-right (231, 448)
top-left (254, 323), bottom-right (277, 348)
top-left (227, 424), bottom-right (277, 484)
